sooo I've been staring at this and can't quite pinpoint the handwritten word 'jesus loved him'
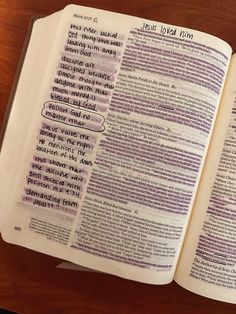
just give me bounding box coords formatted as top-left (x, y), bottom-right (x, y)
top-left (140, 22), bottom-right (193, 40)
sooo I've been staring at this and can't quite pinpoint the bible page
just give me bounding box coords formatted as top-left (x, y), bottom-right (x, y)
top-left (0, 5), bottom-right (232, 284)
top-left (175, 54), bottom-right (236, 303)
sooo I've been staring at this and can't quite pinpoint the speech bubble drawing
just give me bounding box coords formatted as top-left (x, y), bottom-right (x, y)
top-left (41, 101), bottom-right (105, 132)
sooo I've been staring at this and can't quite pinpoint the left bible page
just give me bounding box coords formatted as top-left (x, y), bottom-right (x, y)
top-left (0, 5), bottom-right (232, 284)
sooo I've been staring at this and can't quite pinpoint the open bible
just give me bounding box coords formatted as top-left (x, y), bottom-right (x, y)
top-left (1, 4), bottom-right (236, 303)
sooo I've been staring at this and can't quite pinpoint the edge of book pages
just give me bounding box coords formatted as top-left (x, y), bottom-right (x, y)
top-left (57, 261), bottom-right (100, 272)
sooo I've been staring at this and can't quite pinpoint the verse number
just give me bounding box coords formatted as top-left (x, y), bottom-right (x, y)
top-left (14, 226), bottom-right (21, 231)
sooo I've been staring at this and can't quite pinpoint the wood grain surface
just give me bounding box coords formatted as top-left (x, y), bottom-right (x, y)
top-left (1, 1), bottom-right (236, 313)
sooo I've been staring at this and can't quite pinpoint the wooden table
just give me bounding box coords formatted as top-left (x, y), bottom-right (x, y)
top-left (1, 0), bottom-right (236, 313)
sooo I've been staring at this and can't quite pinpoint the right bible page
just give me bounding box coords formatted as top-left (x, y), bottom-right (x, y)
top-left (175, 54), bottom-right (236, 303)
